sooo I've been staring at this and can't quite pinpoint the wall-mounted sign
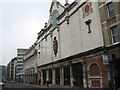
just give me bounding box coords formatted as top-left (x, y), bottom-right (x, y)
top-left (102, 55), bottom-right (109, 65)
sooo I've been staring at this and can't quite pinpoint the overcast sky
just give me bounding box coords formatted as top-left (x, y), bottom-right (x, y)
top-left (0, 0), bottom-right (74, 66)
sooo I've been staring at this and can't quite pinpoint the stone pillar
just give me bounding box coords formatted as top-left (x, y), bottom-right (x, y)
top-left (60, 67), bottom-right (64, 86)
top-left (46, 70), bottom-right (49, 81)
top-left (52, 69), bottom-right (55, 86)
top-left (70, 65), bottom-right (74, 87)
top-left (30, 73), bottom-right (32, 83)
top-left (28, 74), bottom-right (29, 83)
top-left (82, 62), bottom-right (87, 88)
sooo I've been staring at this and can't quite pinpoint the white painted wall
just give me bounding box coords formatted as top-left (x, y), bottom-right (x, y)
top-left (59, 2), bottom-right (104, 59)
top-left (36, 1), bottom-right (104, 67)
top-left (79, 2), bottom-right (104, 52)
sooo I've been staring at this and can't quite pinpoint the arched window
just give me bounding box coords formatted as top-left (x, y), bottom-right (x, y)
top-left (51, 10), bottom-right (59, 27)
top-left (88, 63), bottom-right (102, 88)
top-left (89, 63), bottom-right (100, 76)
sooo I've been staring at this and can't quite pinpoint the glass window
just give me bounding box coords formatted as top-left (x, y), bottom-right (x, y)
top-left (51, 10), bottom-right (58, 27)
top-left (110, 26), bottom-right (119, 44)
top-left (107, 2), bottom-right (115, 17)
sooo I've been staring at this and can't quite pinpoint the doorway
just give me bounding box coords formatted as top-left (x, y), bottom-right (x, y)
top-left (72, 62), bottom-right (83, 87)
top-left (55, 68), bottom-right (60, 85)
top-left (42, 70), bottom-right (46, 85)
top-left (63, 66), bottom-right (70, 86)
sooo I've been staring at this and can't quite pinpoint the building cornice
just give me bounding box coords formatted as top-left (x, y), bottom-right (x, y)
top-left (37, 46), bottom-right (105, 68)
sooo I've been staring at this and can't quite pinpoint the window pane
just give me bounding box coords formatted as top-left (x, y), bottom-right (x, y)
top-left (110, 26), bottom-right (119, 43)
top-left (107, 2), bottom-right (113, 10)
top-left (111, 26), bottom-right (117, 35)
top-left (113, 36), bottom-right (119, 43)
top-left (52, 12), bottom-right (58, 27)
top-left (109, 9), bottom-right (115, 17)
top-left (107, 2), bottom-right (115, 17)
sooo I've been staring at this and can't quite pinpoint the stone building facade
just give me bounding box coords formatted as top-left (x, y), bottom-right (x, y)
top-left (36, 0), bottom-right (109, 88)
top-left (24, 0), bottom-right (120, 89)
top-left (24, 42), bottom-right (38, 84)
top-left (98, 1), bottom-right (120, 89)
top-left (16, 49), bottom-right (28, 83)
top-left (7, 57), bottom-right (17, 81)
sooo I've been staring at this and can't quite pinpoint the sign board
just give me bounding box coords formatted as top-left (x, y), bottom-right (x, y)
top-left (102, 55), bottom-right (109, 65)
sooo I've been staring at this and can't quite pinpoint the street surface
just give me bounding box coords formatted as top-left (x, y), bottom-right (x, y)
top-left (2, 83), bottom-right (113, 90)
top-left (2, 83), bottom-right (40, 88)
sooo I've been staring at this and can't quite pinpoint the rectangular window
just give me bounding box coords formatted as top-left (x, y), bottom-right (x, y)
top-left (107, 2), bottom-right (115, 17)
top-left (110, 26), bottom-right (119, 44)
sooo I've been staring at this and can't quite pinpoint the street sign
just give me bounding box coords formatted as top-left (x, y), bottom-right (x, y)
top-left (102, 55), bottom-right (109, 65)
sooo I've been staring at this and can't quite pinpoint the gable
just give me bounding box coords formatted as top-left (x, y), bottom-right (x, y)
top-left (49, 0), bottom-right (64, 14)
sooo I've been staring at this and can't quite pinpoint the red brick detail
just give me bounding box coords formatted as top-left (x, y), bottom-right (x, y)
top-left (84, 56), bottom-right (109, 88)
top-left (89, 64), bottom-right (100, 76)
top-left (92, 80), bottom-right (100, 87)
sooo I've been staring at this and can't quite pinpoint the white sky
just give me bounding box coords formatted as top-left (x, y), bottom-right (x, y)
top-left (0, 0), bottom-right (74, 66)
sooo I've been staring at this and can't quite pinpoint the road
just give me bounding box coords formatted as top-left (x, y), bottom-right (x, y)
top-left (2, 83), bottom-right (43, 88)
top-left (2, 83), bottom-right (114, 90)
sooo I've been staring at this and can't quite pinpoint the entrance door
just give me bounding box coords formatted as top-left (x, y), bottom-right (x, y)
top-left (64, 66), bottom-right (70, 86)
top-left (55, 68), bottom-right (60, 85)
top-left (42, 70), bottom-right (46, 85)
top-left (49, 70), bottom-right (52, 84)
top-left (72, 62), bottom-right (83, 87)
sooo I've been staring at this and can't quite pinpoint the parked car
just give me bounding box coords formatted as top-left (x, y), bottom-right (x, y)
top-left (9, 80), bottom-right (15, 83)
top-left (0, 82), bottom-right (4, 87)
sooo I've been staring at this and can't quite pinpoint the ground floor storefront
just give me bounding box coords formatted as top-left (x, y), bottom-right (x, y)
top-left (24, 68), bottom-right (37, 84)
top-left (37, 47), bottom-right (111, 88)
top-left (16, 74), bottom-right (24, 83)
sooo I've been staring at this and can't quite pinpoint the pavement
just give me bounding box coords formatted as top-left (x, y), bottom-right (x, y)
top-left (2, 83), bottom-right (114, 90)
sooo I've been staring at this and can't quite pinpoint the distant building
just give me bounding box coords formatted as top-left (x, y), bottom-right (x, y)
top-left (7, 57), bottom-right (17, 81)
top-left (13, 57), bottom-right (17, 80)
top-left (16, 49), bottom-right (28, 83)
top-left (0, 65), bottom-right (7, 82)
top-left (24, 42), bottom-right (38, 84)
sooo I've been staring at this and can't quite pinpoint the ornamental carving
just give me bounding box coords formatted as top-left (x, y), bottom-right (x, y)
top-left (82, 2), bottom-right (93, 18)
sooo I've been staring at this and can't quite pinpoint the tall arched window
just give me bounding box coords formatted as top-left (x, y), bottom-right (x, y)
top-left (51, 10), bottom-right (59, 27)
top-left (88, 63), bottom-right (102, 88)
top-left (89, 63), bottom-right (100, 76)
